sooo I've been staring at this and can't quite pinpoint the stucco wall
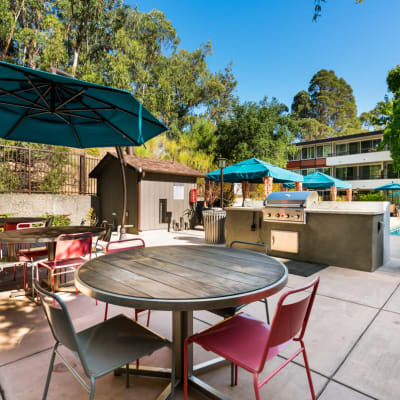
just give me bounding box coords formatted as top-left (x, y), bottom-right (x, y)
top-left (0, 194), bottom-right (95, 225)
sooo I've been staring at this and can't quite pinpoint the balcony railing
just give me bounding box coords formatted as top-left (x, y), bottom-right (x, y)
top-left (337, 174), bottom-right (400, 181)
top-left (327, 147), bottom-right (389, 157)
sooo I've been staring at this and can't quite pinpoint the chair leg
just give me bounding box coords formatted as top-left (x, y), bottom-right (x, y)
top-left (126, 363), bottom-right (130, 388)
top-left (264, 298), bottom-right (270, 324)
top-left (170, 345), bottom-right (176, 399)
top-left (89, 376), bottom-right (96, 400)
top-left (230, 363), bottom-right (235, 386)
top-left (235, 364), bottom-right (238, 386)
top-left (104, 303), bottom-right (108, 321)
top-left (23, 263), bottom-right (27, 290)
top-left (146, 310), bottom-right (151, 327)
top-left (301, 342), bottom-right (316, 400)
top-left (253, 373), bottom-right (261, 400)
top-left (42, 343), bottom-right (58, 400)
top-left (183, 339), bottom-right (189, 400)
top-left (13, 264), bottom-right (16, 280)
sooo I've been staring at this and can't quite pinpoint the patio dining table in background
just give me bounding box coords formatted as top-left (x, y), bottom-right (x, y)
top-left (0, 217), bottom-right (48, 229)
top-left (75, 245), bottom-right (288, 400)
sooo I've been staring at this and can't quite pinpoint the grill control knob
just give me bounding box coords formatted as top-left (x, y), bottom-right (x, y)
top-left (276, 213), bottom-right (280, 218)
top-left (284, 214), bottom-right (289, 218)
top-left (266, 213), bottom-right (271, 217)
top-left (294, 214), bottom-right (300, 219)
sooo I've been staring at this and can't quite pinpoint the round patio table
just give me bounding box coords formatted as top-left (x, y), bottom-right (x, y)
top-left (0, 226), bottom-right (105, 259)
top-left (75, 245), bottom-right (288, 400)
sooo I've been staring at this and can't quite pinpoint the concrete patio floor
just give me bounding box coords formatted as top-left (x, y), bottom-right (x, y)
top-left (1, 229), bottom-right (400, 399)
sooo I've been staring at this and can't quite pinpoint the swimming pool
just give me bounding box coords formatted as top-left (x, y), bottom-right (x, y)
top-left (391, 226), bottom-right (400, 235)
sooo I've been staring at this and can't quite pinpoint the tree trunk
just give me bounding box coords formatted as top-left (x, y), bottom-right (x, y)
top-left (72, 50), bottom-right (79, 76)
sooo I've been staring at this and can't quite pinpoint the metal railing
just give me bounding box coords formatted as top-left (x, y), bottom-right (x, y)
top-left (337, 174), bottom-right (400, 181)
top-left (0, 145), bottom-right (100, 195)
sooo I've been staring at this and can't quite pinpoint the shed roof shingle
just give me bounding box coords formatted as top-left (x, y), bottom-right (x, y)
top-left (90, 152), bottom-right (205, 178)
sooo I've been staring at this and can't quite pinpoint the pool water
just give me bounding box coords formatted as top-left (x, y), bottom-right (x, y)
top-left (391, 227), bottom-right (400, 235)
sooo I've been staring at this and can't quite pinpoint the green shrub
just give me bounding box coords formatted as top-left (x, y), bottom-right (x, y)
top-left (42, 213), bottom-right (71, 226)
top-left (359, 193), bottom-right (385, 201)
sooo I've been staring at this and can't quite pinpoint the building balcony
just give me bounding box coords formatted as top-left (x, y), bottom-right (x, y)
top-left (326, 150), bottom-right (392, 167)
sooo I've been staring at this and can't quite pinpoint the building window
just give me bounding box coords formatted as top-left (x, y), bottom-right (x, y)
top-left (301, 147), bottom-right (315, 160)
top-left (316, 167), bottom-right (332, 175)
top-left (287, 150), bottom-right (300, 161)
top-left (335, 143), bottom-right (347, 156)
top-left (387, 164), bottom-right (400, 179)
top-left (316, 144), bottom-right (331, 158)
top-left (348, 142), bottom-right (360, 154)
top-left (335, 167), bottom-right (358, 180)
top-left (159, 199), bottom-right (167, 223)
top-left (336, 167), bottom-right (346, 180)
top-left (359, 165), bottom-right (381, 180)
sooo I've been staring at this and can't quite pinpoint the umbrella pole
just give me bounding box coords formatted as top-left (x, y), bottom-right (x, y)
top-left (116, 147), bottom-right (128, 239)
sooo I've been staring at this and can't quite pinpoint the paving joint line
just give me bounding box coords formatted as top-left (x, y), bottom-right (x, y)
top-left (0, 346), bottom-right (52, 369)
top-left (315, 280), bottom-right (400, 399)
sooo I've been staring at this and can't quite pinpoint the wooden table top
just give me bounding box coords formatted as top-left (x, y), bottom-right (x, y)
top-left (0, 226), bottom-right (105, 244)
top-left (76, 245), bottom-right (288, 311)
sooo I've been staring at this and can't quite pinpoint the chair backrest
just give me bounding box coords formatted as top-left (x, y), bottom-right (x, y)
top-left (100, 224), bottom-right (113, 243)
top-left (54, 232), bottom-right (92, 261)
top-left (45, 216), bottom-right (54, 227)
top-left (106, 238), bottom-right (145, 254)
top-left (261, 277), bottom-right (320, 369)
top-left (4, 222), bottom-right (18, 231)
top-left (33, 277), bottom-right (91, 375)
top-left (16, 221), bottom-right (45, 230)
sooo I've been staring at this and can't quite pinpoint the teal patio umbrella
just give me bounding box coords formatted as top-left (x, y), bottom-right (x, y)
top-left (284, 171), bottom-right (351, 190)
top-left (206, 158), bottom-right (304, 183)
top-left (374, 182), bottom-right (400, 203)
top-left (0, 61), bottom-right (168, 236)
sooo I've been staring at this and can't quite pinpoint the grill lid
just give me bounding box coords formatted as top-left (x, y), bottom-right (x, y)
top-left (264, 191), bottom-right (318, 208)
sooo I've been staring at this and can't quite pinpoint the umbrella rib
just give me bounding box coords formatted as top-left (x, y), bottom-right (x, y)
top-left (82, 91), bottom-right (165, 129)
top-left (0, 87), bottom-right (47, 110)
top-left (24, 74), bottom-right (50, 109)
top-left (55, 88), bottom-right (86, 111)
top-left (0, 100), bottom-right (45, 111)
top-left (62, 87), bottom-right (139, 145)
top-left (60, 111), bottom-right (103, 122)
top-left (0, 84), bottom-right (47, 98)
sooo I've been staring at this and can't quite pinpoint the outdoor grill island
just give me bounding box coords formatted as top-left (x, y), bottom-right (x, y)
top-left (225, 191), bottom-right (390, 272)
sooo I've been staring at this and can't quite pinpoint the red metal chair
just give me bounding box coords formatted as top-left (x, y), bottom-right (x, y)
top-left (184, 277), bottom-right (320, 400)
top-left (103, 238), bottom-right (151, 326)
top-left (37, 232), bottom-right (92, 300)
top-left (3, 221), bottom-right (47, 289)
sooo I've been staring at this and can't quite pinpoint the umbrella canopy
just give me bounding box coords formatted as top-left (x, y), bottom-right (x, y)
top-left (374, 182), bottom-right (400, 190)
top-left (284, 171), bottom-right (351, 189)
top-left (206, 157), bottom-right (303, 183)
top-left (0, 61), bottom-right (167, 147)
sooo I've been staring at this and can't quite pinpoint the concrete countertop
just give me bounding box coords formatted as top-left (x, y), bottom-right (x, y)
top-left (307, 208), bottom-right (384, 215)
top-left (225, 206), bottom-right (384, 215)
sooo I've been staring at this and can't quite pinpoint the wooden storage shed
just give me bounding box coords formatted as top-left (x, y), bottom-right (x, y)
top-left (90, 152), bottom-right (205, 231)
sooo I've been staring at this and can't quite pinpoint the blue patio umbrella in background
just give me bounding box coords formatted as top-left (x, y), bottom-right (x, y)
top-left (206, 157), bottom-right (304, 183)
top-left (284, 171), bottom-right (351, 190)
top-left (0, 61), bottom-right (168, 236)
top-left (374, 182), bottom-right (400, 203)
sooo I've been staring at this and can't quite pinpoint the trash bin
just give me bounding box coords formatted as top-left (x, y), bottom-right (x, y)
top-left (202, 208), bottom-right (226, 244)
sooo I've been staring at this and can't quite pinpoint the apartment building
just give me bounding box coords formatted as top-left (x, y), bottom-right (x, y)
top-left (286, 130), bottom-right (399, 193)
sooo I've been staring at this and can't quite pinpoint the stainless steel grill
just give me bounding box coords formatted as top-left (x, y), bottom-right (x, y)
top-left (263, 191), bottom-right (318, 224)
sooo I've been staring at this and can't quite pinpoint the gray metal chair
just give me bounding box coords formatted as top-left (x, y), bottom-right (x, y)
top-left (209, 240), bottom-right (270, 386)
top-left (34, 278), bottom-right (175, 400)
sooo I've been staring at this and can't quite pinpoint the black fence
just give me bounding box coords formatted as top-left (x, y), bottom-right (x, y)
top-left (0, 145), bottom-right (100, 195)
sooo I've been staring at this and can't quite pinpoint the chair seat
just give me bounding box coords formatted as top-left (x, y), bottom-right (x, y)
top-left (210, 304), bottom-right (246, 318)
top-left (19, 246), bottom-right (48, 260)
top-left (76, 314), bottom-right (168, 377)
top-left (191, 313), bottom-right (292, 373)
top-left (38, 257), bottom-right (85, 270)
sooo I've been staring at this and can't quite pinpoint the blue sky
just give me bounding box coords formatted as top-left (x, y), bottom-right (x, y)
top-left (131, 0), bottom-right (400, 114)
